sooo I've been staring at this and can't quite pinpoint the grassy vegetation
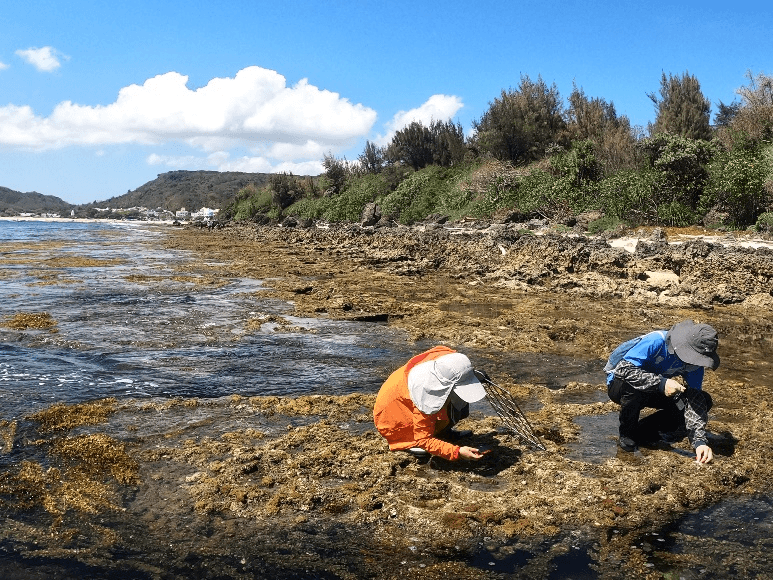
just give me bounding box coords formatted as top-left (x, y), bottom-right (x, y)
top-left (225, 184), bottom-right (274, 220)
top-left (224, 141), bottom-right (772, 233)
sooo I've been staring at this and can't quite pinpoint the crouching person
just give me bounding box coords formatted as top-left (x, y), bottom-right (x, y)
top-left (374, 345), bottom-right (488, 460)
top-left (605, 320), bottom-right (719, 464)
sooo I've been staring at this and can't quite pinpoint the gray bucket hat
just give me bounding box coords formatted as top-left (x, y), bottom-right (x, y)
top-left (407, 353), bottom-right (487, 414)
top-left (667, 320), bottom-right (720, 370)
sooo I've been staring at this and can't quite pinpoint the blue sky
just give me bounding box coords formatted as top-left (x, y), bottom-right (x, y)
top-left (1, 0), bottom-right (770, 205)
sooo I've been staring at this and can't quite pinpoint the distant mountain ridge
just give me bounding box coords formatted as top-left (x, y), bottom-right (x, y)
top-left (100, 170), bottom-right (273, 211)
top-left (0, 186), bottom-right (74, 215)
top-left (1, 170), bottom-right (275, 216)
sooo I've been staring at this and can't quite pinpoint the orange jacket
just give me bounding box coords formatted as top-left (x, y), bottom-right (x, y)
top-left (373, 345), bottom-right (460, 460)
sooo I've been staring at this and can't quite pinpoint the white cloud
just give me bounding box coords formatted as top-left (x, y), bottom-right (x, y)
top-left (15, 46), bottom-right (65, 72)
top-left (146, 153), bottom-right (198, 167)
top-left (0, 61), bottom-right (9, 71)
top-left (0, 65), bottom-right (468, 178)
top-left (375, 94), bottom-right (464, 146)
top-left (0, 66), bottom-right (377, 156)
top-left (224, 157), bottom-right (324, 176)
top-left (254, 139), bottom-right (329, 161)
top-left (146, 150), bottom-right (324, 176)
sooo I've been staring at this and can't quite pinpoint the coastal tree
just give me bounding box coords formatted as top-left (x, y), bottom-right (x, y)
top-left (737, 69), bottom-right (773, 109)
top-left (385, 122), bottom-right (434, 170)
top-left (358, 140), bottom-right (385, 174)
top-left (729, 70), bottom-right (773, 145)
top-left (270, 172), bottom-right (300, 210)
top-left (714, 100), bottom-right (741, 127)
top-left (322, 153), bottom-right (350, 195)
top-left (647, 71), bottom-right (712, 141)
top-left (431, 119), bottom-right (467, 167)
top-left (704, 72), bottom-right (773, 226)
top-left (565, 84), bottom-right (638, 172)
top-left (472, 74), bottom-right (566, 164)
top-left (384, 119), bottom-right (466, 171)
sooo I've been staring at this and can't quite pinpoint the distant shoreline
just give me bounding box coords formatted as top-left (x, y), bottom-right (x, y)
top-left (0, 216), bottom-right (180, 225)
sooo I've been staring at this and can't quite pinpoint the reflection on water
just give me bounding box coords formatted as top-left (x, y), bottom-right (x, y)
top-left (0, 220), bottom-right (418, 420)
top-left (565, 412), bottom-right (620, 465)
top-left (651, 495), bottom-right (773, 578)
top-left (503, 352), bottom-right (603, 389)
top-left (440, 298), bottom-right (517, 319)
top-left (0, 220), bottom-right (609, 422)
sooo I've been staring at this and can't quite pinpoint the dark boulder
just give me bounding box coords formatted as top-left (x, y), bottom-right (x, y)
top-left (361, 203), bottom-right (382, 227)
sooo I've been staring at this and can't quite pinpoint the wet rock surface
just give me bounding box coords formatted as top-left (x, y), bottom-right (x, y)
top-left (2, 221), bottom-right (773, 579)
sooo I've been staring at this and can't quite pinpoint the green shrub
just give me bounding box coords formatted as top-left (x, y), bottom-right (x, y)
top-left (323, 174), bottom-right (388, 222)
top-left (378, 166), bottom-right (466, 224)
top-left (518, 171), bottom-right (573, 215)
top-left (755, 211), bottom-right (773, 232)
top-left (228, 187), bottom-right (273, 220)
top-left (464, 162), bottom-right (599, 220)
top-left (703, 144), bottom-right (771, 227)
top-left (454, 161), bottom-right (520, 217)
top-left (638, 134), bottom-right (717, 212)
top-left (549, 140), bottom-right (603, 187)
top-left (379, 171), bottom-right (434, 223)
top-left (469, 167), bottom-right (553, 216)
top-left (433, 164), bottom-right (483, 215)
top-left (657, 200), bottom-right (696, 227)
top-left (285, 196), bottom-right (331, 220)
top-left (587, 215), bottom-right (627, 234)
top-left (598, 170), bottom-right (658, 224)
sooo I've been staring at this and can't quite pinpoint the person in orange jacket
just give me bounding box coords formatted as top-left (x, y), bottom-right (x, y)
top-left (373, 345), bottom-right (489, 460)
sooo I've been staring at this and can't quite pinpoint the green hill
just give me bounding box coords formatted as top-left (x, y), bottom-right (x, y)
top-left (98, 170), bottom-right (274, 212)
top-left (1, 171), bottom-right (278, 217)
top-left (0, 187), bottom-right (74, 216)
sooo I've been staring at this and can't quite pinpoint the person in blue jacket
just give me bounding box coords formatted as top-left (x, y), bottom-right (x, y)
top-left (605, 320), bottom-right (720, 463)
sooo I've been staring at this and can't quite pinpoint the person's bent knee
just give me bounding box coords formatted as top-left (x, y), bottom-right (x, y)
top-left (608, 378), bottom-right (623, 404)
top-left (702, 390), bottom-right (713, 412)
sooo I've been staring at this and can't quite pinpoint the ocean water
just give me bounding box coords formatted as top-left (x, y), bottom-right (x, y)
top-left (0, 219), bottom-right (418, 421)
top-left (0, 219), bottom-right (607, 421)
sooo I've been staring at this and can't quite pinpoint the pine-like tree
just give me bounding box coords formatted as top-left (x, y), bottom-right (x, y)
top-left (322, 153), bottom-right (349, 195)
top-left (714, 100), bottom-right (741, 127)
top-left (566, 84), bottom-right (637, 172)
top-left (385, 122), bottom-right (435, 171)
top-left (731, 70), bottom-right (773, 144)
top-left (429, 119), bottom-right (466, 167)
top-left (648, 71), bottom-right (712, 140)
top-left (270, 172), bottom-right (299, 209)
top-left (358, 141), bottom-right (385, 174)
top-left (385, 120), bottom-right (466, 170)
top-left (473, 74), bottom-right (566, 164)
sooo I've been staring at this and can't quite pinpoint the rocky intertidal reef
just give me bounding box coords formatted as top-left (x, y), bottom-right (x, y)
top-left (1, 221), bottom-right (771, 578)
top-left (0, 388), bottom-right (767, 578)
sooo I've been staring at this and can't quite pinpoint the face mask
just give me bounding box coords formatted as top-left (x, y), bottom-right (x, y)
top-left (447, 390), bottom-right (467, 411)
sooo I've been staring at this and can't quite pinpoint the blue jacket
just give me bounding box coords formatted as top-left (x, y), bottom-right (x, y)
top-left (605, 330), bottom-right (705, 393)
top-left (606, 330), bottom-right (709, 448)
